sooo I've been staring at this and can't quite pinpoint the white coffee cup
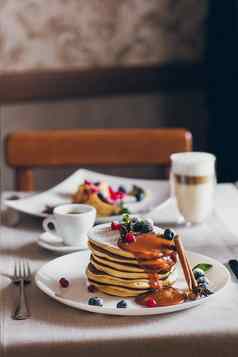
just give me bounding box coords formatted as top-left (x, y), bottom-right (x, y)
top-left (43, 204), bottom-right (96, 248)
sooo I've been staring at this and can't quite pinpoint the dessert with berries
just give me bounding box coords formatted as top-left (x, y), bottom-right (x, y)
top-left (86, 215), bottom-right (178, 298)
top-left (86, 215), bottom-right (213, 307)
top-left (72, 180), bottom-right (145, 217)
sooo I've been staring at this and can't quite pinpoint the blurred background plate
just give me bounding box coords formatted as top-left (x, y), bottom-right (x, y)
top-left (4, 169), bottom-right (170, 223)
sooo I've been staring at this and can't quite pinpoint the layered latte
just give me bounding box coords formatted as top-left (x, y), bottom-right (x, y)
top-left (171, 152), bottom-right (216, 224)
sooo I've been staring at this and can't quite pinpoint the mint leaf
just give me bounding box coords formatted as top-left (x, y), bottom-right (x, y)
top-left (192, 263), bottom-right (213, 272)
top-left (121, 212), bottom-right (130, 220)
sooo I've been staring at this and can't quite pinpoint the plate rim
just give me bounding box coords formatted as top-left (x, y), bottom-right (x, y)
top-left (35, 249), bottom-right (230, 316)
top-left (4, 168), bottom-right (169, 220)
top-left (38, 232), bottom-right (86, 253)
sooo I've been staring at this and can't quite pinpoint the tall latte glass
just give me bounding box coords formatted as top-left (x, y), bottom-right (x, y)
top-left (170, 152), bottom-right (216, 224)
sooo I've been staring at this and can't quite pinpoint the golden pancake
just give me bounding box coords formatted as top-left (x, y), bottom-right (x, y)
top-left (87, 280), bottom-right (149, 297)
top-left (86, 264), bottom-right (151, 289)
top-left (90, 255), bottom-right (175, 279)
top-left (88, 241), bottom-right (138, 265)
top-left (88, 224), bottom-right (164, 259)
top-left (92, 254), bottom-right (145, 272)
top-left (86, 263), bottom-right (177, 290)
top-left (88, 276), bottom-right (176, 297)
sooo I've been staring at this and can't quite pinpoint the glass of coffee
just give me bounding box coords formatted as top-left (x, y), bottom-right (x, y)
top-left (170, 152), bottom-right (216, 225)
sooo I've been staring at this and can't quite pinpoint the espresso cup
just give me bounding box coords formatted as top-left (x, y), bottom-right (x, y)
top-left (42, 204), bottom-right (96, 248)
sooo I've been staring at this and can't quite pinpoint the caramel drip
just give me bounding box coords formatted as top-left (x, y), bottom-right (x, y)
top-left (118, 233), bottom-right (175, 260)
top-left (136, 287), bottom-right (185, 307)
top-left (118, 233), bottom-right (177, 296)
top-left (118, 232), bottom-right (196, 307)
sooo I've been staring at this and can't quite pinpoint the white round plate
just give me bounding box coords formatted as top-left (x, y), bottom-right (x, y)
top-left (38, 232), bottom-right (86, 253)
top-left (35, 250), bottom-right (230, 316)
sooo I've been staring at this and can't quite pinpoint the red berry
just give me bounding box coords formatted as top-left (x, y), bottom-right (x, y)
top-left (88, 284), bottom-right (98, 293)
top-left (109, 187), bottom-right (125, 201)
top-left (59, 277), bottom-right (69, 288)
top-left (146, 297), bottom-right (158, 308)
top-left (124, 232), bottom-right (136, 243)
top-left (84, 180), bottom-right (91, 185)
top-left (90, 187), bottom-right (99, 194)
top-left (111, 221), bottom-right (121, 230)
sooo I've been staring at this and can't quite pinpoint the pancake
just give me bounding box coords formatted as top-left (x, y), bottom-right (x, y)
top-left (90, 255), bottom-right (175, 279)
top-left (87, 223), bottom-right (178, 298)
top-left (86, 263), bottom-right (177, 290)
top-left (87, 280), bottom-right (148, 297)
top-left (88, 241), bottom-right (138, 265)
top-left (92, 254), bottom-right (145, 272)
top-left (88, 223), bottom-right (164, 259)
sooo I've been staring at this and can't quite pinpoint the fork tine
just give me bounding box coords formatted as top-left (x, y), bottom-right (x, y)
top-left (21, 260), bottom-right (25, 278)
top-left (19, 260), bottom-right (23, 278)
top-left (26, 260), bottom-right (31, 278)
top-left (13, 262), bottom-right (17, 279)
top-left (17, 260), bottom-right (20, 278)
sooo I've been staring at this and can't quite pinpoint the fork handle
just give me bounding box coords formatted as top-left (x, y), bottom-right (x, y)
top-left (14, 280), bottom-right (31, 320)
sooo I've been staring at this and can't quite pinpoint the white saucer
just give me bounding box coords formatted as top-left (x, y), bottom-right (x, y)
top-left (38, 232), bottom-right (87, 253)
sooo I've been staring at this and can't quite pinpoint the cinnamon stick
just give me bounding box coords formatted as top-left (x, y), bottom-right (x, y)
top-left (185, 254), bottom-right (198, 289)
top-left (174, 235), bottom-right (197, 290)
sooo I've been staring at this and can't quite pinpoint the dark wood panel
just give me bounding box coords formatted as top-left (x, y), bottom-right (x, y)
top-left (0, 62), bottom-right (206, 104)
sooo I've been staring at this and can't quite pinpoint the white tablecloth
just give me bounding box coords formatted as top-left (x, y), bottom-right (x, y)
top-left (1, 184), bottom-right (238, 357)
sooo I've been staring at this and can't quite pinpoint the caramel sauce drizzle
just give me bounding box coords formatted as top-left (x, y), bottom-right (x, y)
top-left (118, 233), bottom-right (186, 307)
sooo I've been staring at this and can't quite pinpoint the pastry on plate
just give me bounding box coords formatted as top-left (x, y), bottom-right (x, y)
top-left (72, 180), bottom-right (145, 217)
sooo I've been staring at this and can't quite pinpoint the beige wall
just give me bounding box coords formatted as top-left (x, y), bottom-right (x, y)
top-left (0, 0), bottom-right (207, 71)
top-left (0, 0), bottom-right (208, 190)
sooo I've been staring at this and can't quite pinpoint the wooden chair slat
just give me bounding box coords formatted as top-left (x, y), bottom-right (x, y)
top-left (6, 128), bottom-right (192, 191)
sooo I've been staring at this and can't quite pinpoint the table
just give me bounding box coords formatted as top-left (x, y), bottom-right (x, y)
top-left (1, 184), bottom-right (238, 357)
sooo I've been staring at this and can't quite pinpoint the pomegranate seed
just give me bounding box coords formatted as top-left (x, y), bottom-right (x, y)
top-left (111, 221), bottom-right (121, 231)
top-left (124, 232), bottom-right (136, 243)
top-left (59, 277), bottom-right (69, 288)
top-left (146, 297), bottom-right (158, 308)
top-left (88, 284), bottom-right (98, 293)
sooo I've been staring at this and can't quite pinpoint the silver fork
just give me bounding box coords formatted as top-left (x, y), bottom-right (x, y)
top-left (13, 260), bottom-right (31, 320)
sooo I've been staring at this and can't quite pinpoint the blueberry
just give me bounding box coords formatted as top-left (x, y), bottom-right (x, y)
top-left (117, 300), bottom-right (127, 308)
top-left (197, 276), bottom-right (209, 286)
top-left (135, 192), bottom-right (144, 202)
top-left (88, 297), bottom-right (103, 306)
top-left (133, 221), bottom-right (143, 232)
top-left (164, 228), bottom-right (175, 240)
top-left (193, 268), bottom-right (205, 280)
top-left (118, 185), bottom-right (127, 193)
top-left (131, 185), bottom-right (144, 202)
top-left (141, 220), bottom-right (153, 233)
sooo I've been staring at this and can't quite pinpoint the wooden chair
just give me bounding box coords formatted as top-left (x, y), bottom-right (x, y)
top-left (6, 128), bottom-right (192, 191)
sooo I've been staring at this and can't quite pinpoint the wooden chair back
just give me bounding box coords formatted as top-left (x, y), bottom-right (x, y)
top-left (6, 128), bottom-right (192, 191)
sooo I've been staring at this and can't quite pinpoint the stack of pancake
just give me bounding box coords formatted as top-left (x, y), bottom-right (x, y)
top-left (86, 225), bottom-right (177, 297)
